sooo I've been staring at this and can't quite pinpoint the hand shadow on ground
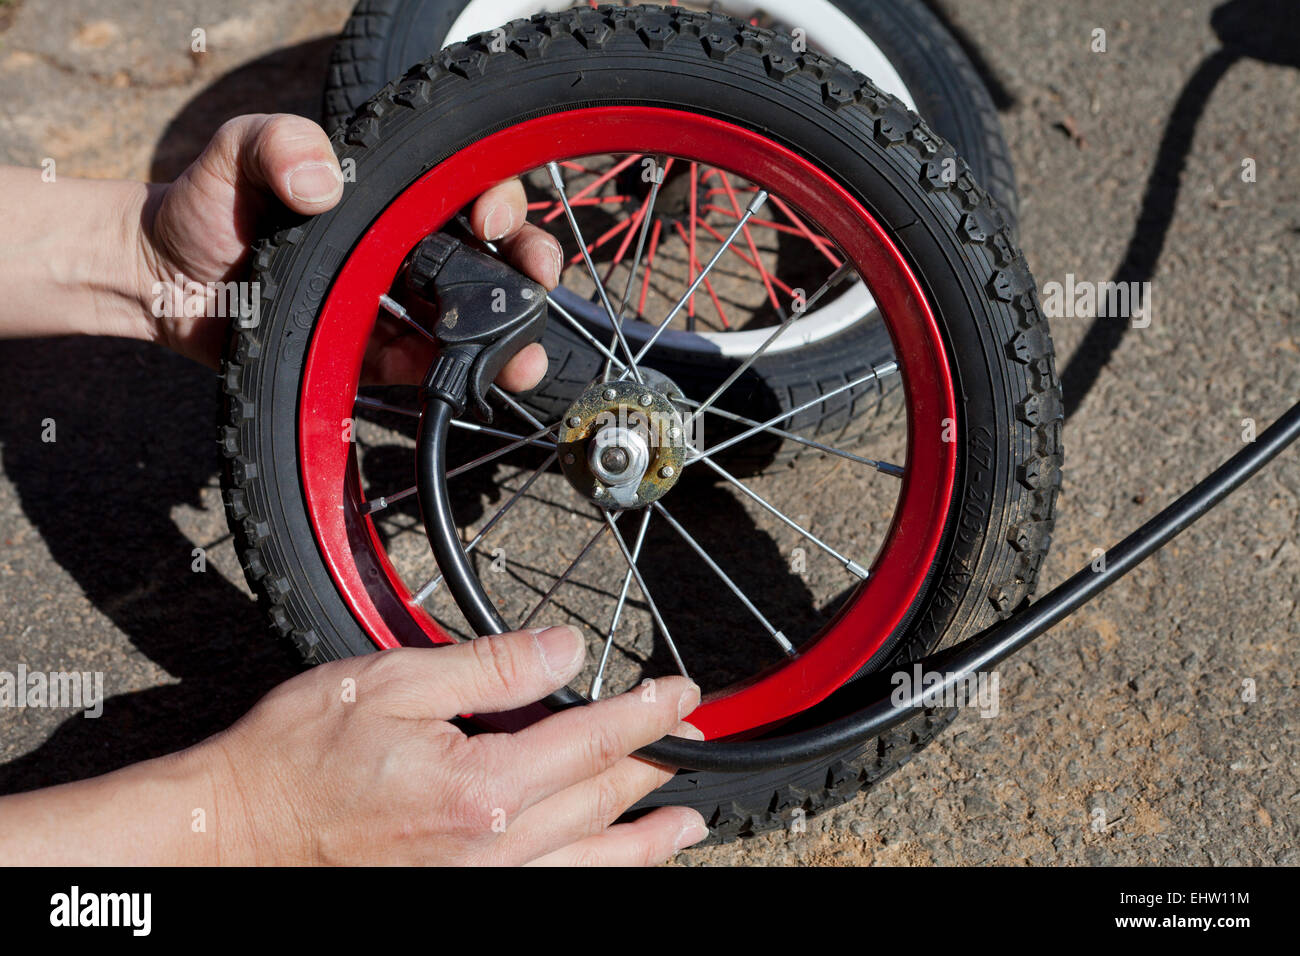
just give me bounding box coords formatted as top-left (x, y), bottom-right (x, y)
top-left (0, 38), bottom-right (336, 795)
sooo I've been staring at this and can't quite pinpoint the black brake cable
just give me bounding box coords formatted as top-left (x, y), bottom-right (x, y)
top-left (409, 232), bottom-right (1300, 774)
top-left (632, 399), bottom-right (1300, 771)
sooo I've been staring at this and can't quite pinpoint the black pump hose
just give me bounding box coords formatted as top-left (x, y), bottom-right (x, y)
top-left (420, 396), bottom-right (1300, 773)
top-left (417, 399), bottom-right (588, 713)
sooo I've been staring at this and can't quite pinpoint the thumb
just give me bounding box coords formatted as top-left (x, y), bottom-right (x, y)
top-left (386, 626), bottom-right (587, 720)
top-left (198, 113), bottom-right (344, 213)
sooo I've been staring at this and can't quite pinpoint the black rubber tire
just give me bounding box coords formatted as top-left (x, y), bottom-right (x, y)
top-left (226, 6), bottom-right (1061, 843)
top-left (322, 0), bottom-right (1018, 227)
top-left (321, 0), bottom-right (1018, 469)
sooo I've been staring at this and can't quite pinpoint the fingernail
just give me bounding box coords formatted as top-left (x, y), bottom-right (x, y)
top-left (675, 720), bottom-right (705, 741)
top-left (678, 683), bottom-right (701, 719)
top-left (483, 204), bottom-right (513, 241)
top-left (288, 162), bottom-right (343, 204)
top-left (533, 625), bottom-right (583, 678)
top-left (674, 819), bottom-right (709, 851)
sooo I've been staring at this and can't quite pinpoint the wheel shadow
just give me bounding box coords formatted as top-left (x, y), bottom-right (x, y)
top-left (1059, 0), bottom-right (1300, 418)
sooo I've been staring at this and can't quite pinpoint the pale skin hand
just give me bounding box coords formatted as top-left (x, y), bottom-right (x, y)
top-left (0, 114), bottom-right (708, 863)
top-left (0, 112), bottom-right (560, 389)
top-left (0, 628), bottom-right (708, 865)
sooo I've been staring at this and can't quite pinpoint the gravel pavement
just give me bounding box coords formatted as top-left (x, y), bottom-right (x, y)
top-left (0, 0), bottom-right (1296, 866)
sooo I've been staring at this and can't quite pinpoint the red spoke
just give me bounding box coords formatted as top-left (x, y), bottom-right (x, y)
top-left (599, 157), bottom-right (675, 288)
top-left (528, 194), bottom-right (632, 212)
top-left (673, 221), bottom-right (731, 330)
top-left (717, 171), bottom-right (784, 317)
top-left (566, 213), bottom-right (636, 267)
top-left (543, 153), bottom-right (642, 223)
top-left (696, 218), bottom-right (797, 297)
top-left (704, 185), bottom-right (757, 197)
top-left (703, 199), bottom-right (843, 268)
top-left (600, 201), bottom-right (648, 285)
top-left (703, 204), bottom-right (811, 237)
top-left (766, 192), bottom-right (843, 267)
top-left (702, 204), bottom-right (811, 236)
top-left (637, 218), bottom-right (664, 317)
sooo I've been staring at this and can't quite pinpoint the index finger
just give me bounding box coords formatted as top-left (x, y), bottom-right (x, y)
top-left (472, 676), bottom-right (702, 814)
top-left (467, 179), bottom-right (529, 242)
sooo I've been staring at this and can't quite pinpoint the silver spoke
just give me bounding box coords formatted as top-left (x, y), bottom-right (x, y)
top-left (450, 418), bottom-right (556, 448)
top-left (678, 395), bottom-right (902, 476)
top-left (354, 397), bottom-right (556, 454)
top-left (653, 502), bottom-right (794, 657)
top-left (355, 395), bottom-right (420, 418)
top-left (546, 162), bottom-right (644, 381)
top-left (698, 456), bottom-right (870, 580)
top-left (489, 384), bottom-right (549, 433)
top-left (615, 160), bottom-right (664, 318)
top-left (447, 421), bottom-right (559, 480)
top-left (590, 507), bottom-right (654, 699)
top-left (798, 260), bottom-right (856, 313)
top-left (360, 486), bottom-right (417, 516)
top-left (362, 422), bottom-right (554, 515)
top-left (623, 189), bottom-right (769, 372)
top-left (685, 261), bottom-right (855, 425)
top-left (547, 296), bottom-right (632, 375)
top-left (688, 361), bottom-right (899, 465)
top-left (379, 294), bottom-right (437, 345)
top-left (520, 513), bottom-right (616, 629)
top-left (604, 157), bottom-right (665, 379)
top-left (412, 453), bottom-right (558, 606)
top-left (603, 511), bottom-right (689, 678)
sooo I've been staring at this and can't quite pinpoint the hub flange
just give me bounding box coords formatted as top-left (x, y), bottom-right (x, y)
top-left (558, 376), bottom-right (688, 510)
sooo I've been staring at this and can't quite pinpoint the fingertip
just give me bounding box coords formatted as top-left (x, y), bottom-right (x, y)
top-left (636, 676), bottom-right (700, 722)
top-left (494, 341), bottom-right (548, 392)
top-left (471, 179), bottom-right (528, 241)
top-left (639, 805), bottom-right (710, 853)
top-left (673, 811), bottom-right (710, 851)
top-left (286, 161), bottom-right (344, 210)
top-left (678, 682), bottom-right (702, 720)
top-left (673, 720), bottom-right (706, 742)
top-left (499, 227), bottom-right (564, 291)
top-left (251, 114), bottom-right (343, 212)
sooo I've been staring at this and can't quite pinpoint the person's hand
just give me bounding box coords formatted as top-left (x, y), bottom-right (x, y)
top-left (136, 113), bottom-right (561, 389)
top-left (203, 625), bottom-right (708, 865)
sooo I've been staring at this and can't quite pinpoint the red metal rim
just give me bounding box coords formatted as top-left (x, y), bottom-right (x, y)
top-left (298, 106), bottom-right (957, 739)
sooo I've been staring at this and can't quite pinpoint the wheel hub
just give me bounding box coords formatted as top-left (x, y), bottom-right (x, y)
top-left (559, 376), bottom-right (688, 510)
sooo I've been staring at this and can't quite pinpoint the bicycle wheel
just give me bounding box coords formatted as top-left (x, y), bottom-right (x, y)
top-left (225, 6), bottom-right (1061, 842)
top-left (321, 0), bottom-right (1021, 474)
